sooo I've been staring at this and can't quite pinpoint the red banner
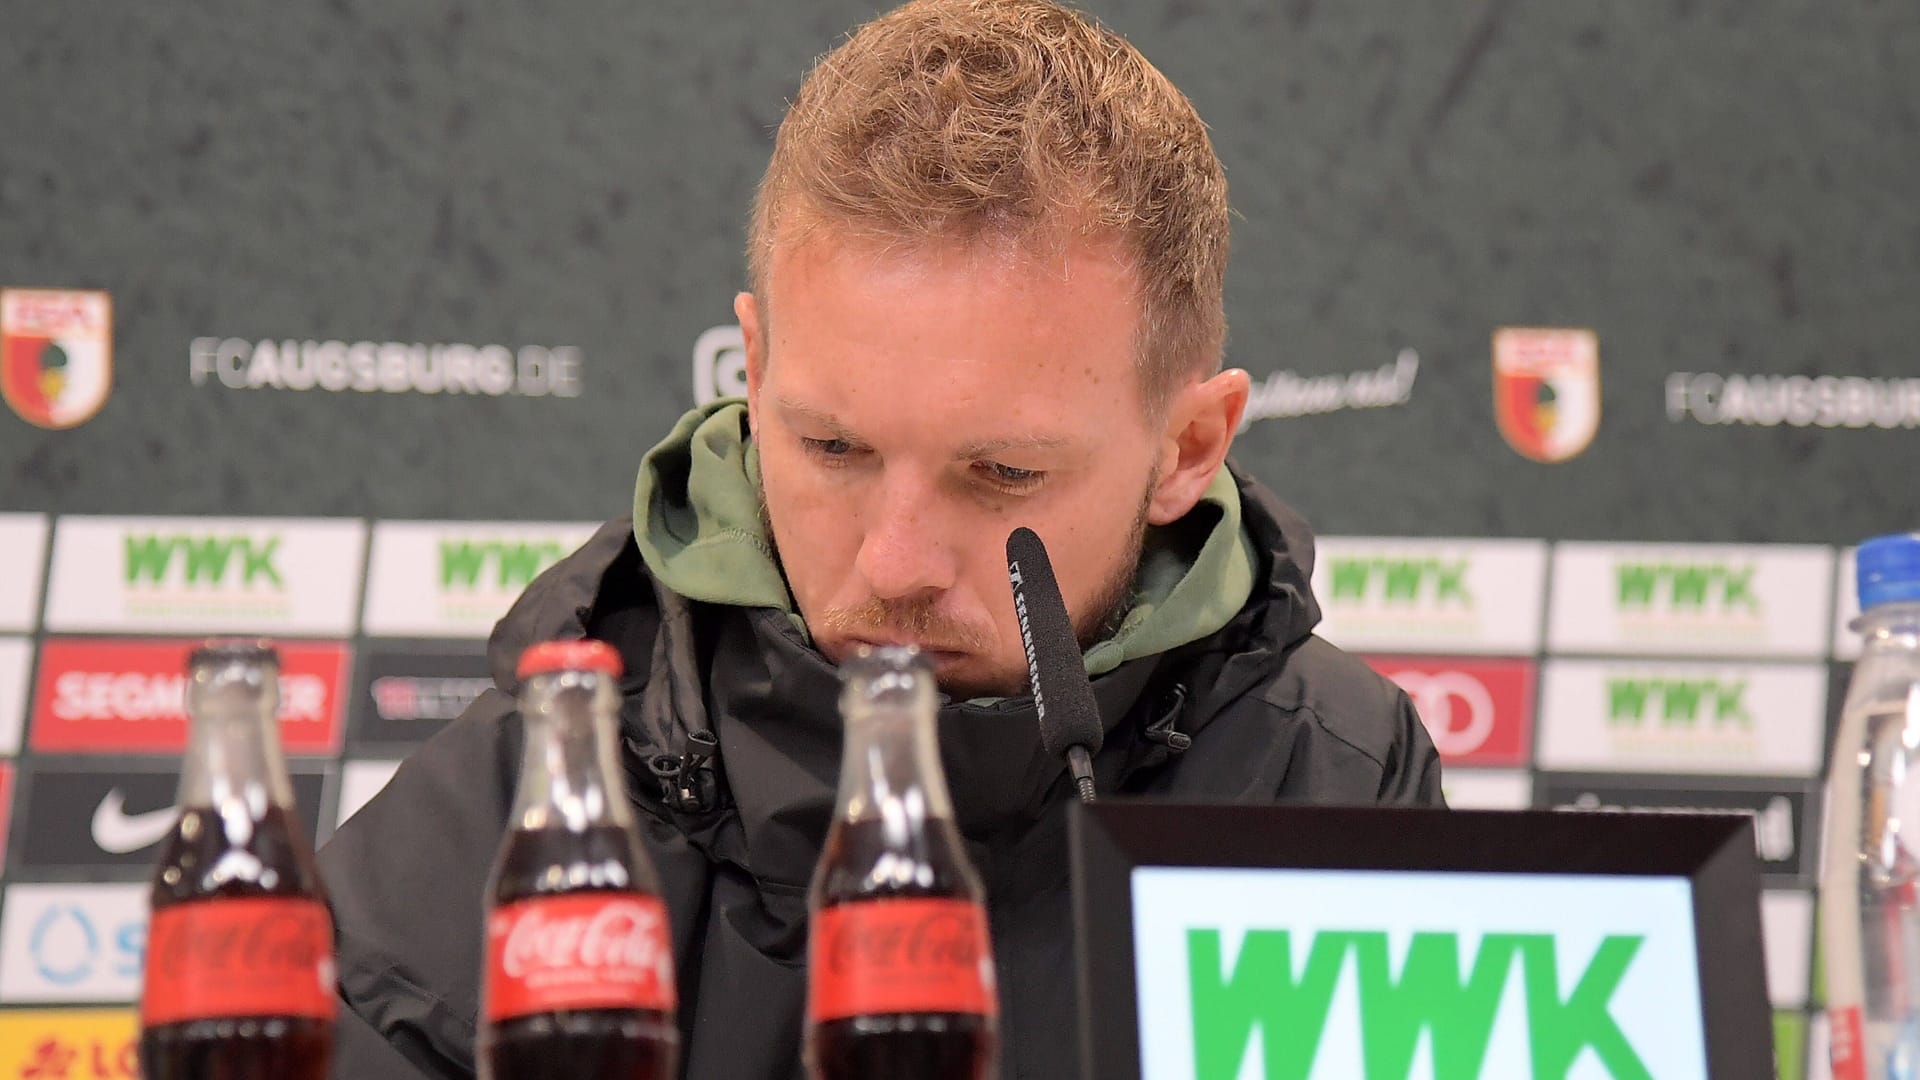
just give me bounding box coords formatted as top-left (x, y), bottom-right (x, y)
top-left (31, 639), bottom-right (346, 755)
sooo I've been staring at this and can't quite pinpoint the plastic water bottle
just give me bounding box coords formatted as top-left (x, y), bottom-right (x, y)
top-left (1822, 533), bottom-right (1920, 1080)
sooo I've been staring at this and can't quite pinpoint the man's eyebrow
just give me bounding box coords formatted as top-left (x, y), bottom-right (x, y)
top-left (954, 433), bottom-right (1072, 458)
top-left (774, 395), bottom-right (1070, 457)
top-left (772, 395), bottom-right (857, 438)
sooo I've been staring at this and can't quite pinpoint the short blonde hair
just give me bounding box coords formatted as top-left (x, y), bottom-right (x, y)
top-left (748, 0), bottom-right (1229, 411)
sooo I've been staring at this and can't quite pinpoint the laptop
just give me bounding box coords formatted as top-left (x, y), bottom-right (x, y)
top-left (1069, 802), bottom-right (1772, 1080)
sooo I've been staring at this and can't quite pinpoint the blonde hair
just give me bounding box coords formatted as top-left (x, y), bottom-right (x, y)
top-left (748, 0), bottom-right (1229, 411)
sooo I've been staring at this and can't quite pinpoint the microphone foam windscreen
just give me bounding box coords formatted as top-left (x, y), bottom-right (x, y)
top-left (1006, 527), bottom-right (1105, 757)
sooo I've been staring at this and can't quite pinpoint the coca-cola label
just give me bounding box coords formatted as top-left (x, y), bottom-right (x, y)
top-left (140, 898), bottom-right (336, 1026)
top-left (808, 898), bottom-right (997, 1022)
top-left (484, 893), bottom-right (676, 1020)
top-left (1828, 1005), bottom-right (1866, 1080)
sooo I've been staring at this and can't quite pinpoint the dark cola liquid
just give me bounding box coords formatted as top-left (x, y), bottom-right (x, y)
top-left (482, 823), bottom-right (677, 1080)
top-left (807, 816), bottom-right (998, 1080)
top-left (140, 803), bottom-right (333, 1080)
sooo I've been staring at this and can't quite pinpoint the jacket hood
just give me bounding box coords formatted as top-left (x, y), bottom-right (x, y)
top-left (488, 400), bottom-right (1326, 849)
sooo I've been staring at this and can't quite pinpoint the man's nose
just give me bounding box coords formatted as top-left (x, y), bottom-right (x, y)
top-left (855, 478), bottom-right (960, 600)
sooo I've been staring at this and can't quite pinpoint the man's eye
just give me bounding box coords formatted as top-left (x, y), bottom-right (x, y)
top-left (802, 437), bottom-right (854, 457)
top-left (980, 462), bottom-right (1045, 490)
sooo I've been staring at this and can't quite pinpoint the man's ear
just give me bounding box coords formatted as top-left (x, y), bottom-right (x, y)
top-left (735, 290), bottom-right (765, 432)
top-left (1147, 368), bottom-right (1252, 525)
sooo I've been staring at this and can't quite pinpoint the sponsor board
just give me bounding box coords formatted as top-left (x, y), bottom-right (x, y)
top-left (1364, 655), bottom-right (1534, 767)
top-left (1438, 768), bottom-right (1533, 810)
top-left (692, 324), bottom-right (747, 406)
top-left (1492, 327), bottom-right (1600, 463)
top-left (1665, 371), bottom-right (1920, 429)
top-left (2, 288), bottom-right (112, 430)
top-left (1763, 891), bottom-right (1813, 1009)
top-left (0, 512), bottom-right (50, 631)
top-left (1826, 661), bottom-right (1851, 770)
top-left (1312, 538), bottom-right (1548, 655)
top-left (1133, 866), bottom-right (1707, 1078)
top-left (1774, 1010), bottom-right (1808, 1080)
top-left (13, 765), bottom-right (330, 871)
top-left (30, 638), bottom-right (347, 755)
top-left (1239, 349), bottom-right (1420, 428)
top-left (0, 636), bottom-right (31, 755)
top-left (1536, 659), bottom-right (1828, 777)
top-left (1547, 542), bottom-right (1834, 658)
top-left (337, 759), bottom-right (403, 828)
top-left (1807, 1013), bottom-right (1831, 1080)
top-left (0, 1008), bottom-right (138, 1078)
top-left (348, 645), bottom-right (492, 747)
top-left (361, 521), bottom-right (598, 638)
top-left (1541, 773), bottom-right (1818, 885)
top-left (189, 338), bottom-right (583, 397)
top-left (0, 884), bottom-right (146, 1003)
top-left (0, 762), bottom-right (12, 866)
top-left (43, 516), bottom-right (366, 635)
top-left (1832, 547), bottom-right (1862, 661)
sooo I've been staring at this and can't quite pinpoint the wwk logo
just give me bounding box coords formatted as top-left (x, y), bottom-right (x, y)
top-left (1607, 677), bottom-right (1750, 728)
top-left (123, 533), bottom-right (283, 590)
top-left (439, 539), bottom-right (567, 593)
top-left (1188, 929), bottom-right (1650, 1079)
top-left (1328, 557), bottom-right (1472, 608)
top-left (1614, 562), bottom-right (1757, 615)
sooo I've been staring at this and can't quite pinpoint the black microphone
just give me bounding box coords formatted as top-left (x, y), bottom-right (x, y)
top-left (1006, 526), bottom-right (1103, 804)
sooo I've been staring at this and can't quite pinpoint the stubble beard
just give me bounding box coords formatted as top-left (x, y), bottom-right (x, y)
top-left (760, 468), bottom-right (1158, 699)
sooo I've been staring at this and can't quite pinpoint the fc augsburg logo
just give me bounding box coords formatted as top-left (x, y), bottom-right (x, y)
top-left (1493, 327), bottom-right (1599, 464)
top-left (2, 288), bottom-right (113, 430)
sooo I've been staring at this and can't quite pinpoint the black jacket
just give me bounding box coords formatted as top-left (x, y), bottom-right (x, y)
top-left (320, 469), bottom-right (1444, 1079)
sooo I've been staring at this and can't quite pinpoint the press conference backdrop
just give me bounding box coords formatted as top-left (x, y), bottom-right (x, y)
top-left (1, 0), bottom-right (1913, 1075)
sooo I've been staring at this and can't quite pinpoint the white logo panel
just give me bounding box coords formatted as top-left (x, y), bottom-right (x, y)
top-left (692, 325), bottom-right (747, 406)
top-left (1131, 867), bottom-right (1708, 1080)
top-left (0, 883), bottom-right (147, 1003)
top-left (337, 759), bottom-right (403, 828)
top-left (0, 638), bottom-right (28, 756)
top-left (361, 521), bottom-right (599, 638)
top-left (43, 517), bottom-right (366, 635)
top-left (0, 514), bottom-right (49, 632)
top-left (1440, 769), bottom-right (1533, 810)
top-left (1548, 542), bottom-right (1833, 658)
top-left (1538, 659), bottom-right (1827, 776)
top-left (1762, 890), bottom-right (1812, 1009)
top-left (1313, 537), bottom-right (1548, 654)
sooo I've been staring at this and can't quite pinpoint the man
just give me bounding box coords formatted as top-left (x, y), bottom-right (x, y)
top-left (321, 1), bottom-right (1443, 1076)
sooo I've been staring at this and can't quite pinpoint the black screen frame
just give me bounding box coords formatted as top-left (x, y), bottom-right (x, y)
top-left (1069, 801), bottom-right (1773, 1080)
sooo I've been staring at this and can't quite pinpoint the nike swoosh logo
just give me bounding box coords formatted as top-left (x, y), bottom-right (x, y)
top-left (91, 789), bottom-right (179, 855)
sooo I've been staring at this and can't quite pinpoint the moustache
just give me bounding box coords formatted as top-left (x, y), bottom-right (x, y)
top-left (816, 597), bottom-right (992, 654)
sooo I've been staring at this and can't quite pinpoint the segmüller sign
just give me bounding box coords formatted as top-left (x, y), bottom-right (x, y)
top-left (1131, 867), bottom-right (1709, 1079)
top-left (29, 638), bottom-right (347, 755)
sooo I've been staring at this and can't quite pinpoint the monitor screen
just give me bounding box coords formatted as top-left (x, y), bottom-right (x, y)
top-left (1071, 803), bottom-right (1771, 1080)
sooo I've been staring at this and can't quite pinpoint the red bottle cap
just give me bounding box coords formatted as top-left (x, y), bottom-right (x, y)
top-left (517, 639), bottom-right (624, 680)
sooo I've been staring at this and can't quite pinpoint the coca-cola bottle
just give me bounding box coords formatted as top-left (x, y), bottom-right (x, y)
top-left (479, 639), bottom-right (679, 1080)
top-left (139, 640), bottom-right (336, 1079)
top-left (805, 646), bottom-right (1000, 1080)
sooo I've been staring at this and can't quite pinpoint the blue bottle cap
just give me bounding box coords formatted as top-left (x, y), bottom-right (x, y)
top-left (1858, 533), bottom-right (1920, 611)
